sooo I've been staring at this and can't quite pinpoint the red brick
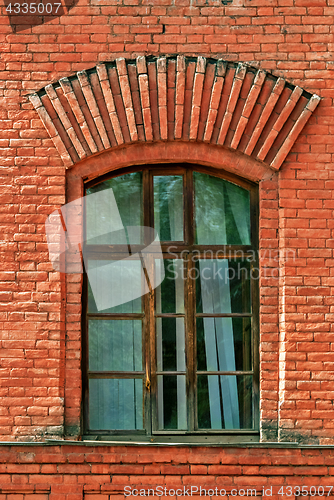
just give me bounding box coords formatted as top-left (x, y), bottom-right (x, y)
top-left (0, 0), bottom-right (331, 465)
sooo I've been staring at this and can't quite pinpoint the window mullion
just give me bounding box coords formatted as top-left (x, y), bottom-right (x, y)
top-left (186, 170), bottom-right (195, 431)
top-left (144, 255), bottom-right (155, 435)
top-left (142, 169), bottom-right (154, 435)
top-left (185, 168), bottom-right (194, 246)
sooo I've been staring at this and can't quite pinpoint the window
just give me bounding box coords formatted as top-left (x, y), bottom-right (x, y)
top-left (82, 164), bottom-right (259, 441)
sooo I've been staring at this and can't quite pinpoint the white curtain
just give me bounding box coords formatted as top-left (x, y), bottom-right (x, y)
top-left (197, 180), bottom-right (241, 429)
top-left (199, 261), bottom-right (240, 429)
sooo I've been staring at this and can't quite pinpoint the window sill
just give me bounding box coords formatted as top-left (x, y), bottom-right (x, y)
top-left (78, 433), bottom-right (262, 446)
top-left (6, 439), bottom-right (334, 449)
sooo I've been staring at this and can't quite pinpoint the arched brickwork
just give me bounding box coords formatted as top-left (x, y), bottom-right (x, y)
top-left (29, 55), bottom-right (320, 172)
top-left (66, 141), bottom-right (272, 201)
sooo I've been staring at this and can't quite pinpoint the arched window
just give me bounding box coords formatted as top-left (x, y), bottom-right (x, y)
top-left (82, 164), bottom-right (259, 441)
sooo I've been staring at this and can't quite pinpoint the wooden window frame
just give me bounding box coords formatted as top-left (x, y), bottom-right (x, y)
top-left (81, 163), bottom-right (259, 443)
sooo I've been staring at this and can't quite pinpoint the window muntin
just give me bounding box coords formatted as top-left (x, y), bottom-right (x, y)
top-left (83, 165), bottom-right (258, 438)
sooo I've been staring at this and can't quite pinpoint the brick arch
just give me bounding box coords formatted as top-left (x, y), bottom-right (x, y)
top-left (66, 141), bottom-right (272, 203)
top-left (29, 55), bottom-right (320, 172)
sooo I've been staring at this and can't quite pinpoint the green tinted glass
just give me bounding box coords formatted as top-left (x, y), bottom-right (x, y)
top-left (194, 172), bottom-right (250, 245)
top-left (154, 175), bottom-right (183, 241)
top-left (86, 172), bottom-right (143, 245)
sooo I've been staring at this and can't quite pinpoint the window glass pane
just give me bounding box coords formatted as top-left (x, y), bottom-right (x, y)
top-left (154, 176), bottom-right (183, 241)
top-left (156, 318), bottom-right (185, 372)
top-left (197, 317), bottom-right (252, 372)
top-left (86, 172), bottom-right (143, 245)
top-left (84, 168), bottom-right (257, 436)
top-left (89, 378), bottom-right (143, 430)
top-left (157, 375), bottom-right (187, 430)
top-left (87, 259), bottom-right (143, 313)
top-left (155, 259), bottom-right (184, 313)
top-left (197, 375), bottom-right (253, 430)
top-left (88, 320), bottom-right (142, 372)
top-left (194, 172), bottom-right (251, 245)
top-left (196, 259), bottom-right (251, 314)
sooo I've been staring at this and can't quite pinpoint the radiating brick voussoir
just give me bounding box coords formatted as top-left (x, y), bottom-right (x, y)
top-left (29, 56), bottom-right (320, 171)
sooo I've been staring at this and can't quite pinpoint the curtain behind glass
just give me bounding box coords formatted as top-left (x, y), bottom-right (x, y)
top-left (198, 260), bottom-right (240, 429)
top-left (194, 173), bottom-right (252, 428)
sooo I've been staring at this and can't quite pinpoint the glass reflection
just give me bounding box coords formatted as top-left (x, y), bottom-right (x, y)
top-left (88, 320), bottom-right (142, 372)
top-left (89, 378), bottom-right (143, 430)
top-left (156, 259), bottom-right (184, 313)
top-left (157, 375), bottom-right (187, 430)
top-left (154, 176), bottom-right (183, 241)
top-left (86, 172), bottom-right (143, 245)
top-left (156, 318), bottom-right (185, 372)
top-left (87, 260), bottom-right (143, 314)
top-left (194, 172), bottom-right (250, 245)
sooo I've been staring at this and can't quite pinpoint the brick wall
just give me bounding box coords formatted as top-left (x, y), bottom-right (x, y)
top-left (1, 444), bottom-right (334, 498)
top-left (0, 0), bottom-right (334, 450)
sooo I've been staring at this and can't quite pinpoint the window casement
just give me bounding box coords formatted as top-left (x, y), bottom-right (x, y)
top-left (82, 164), bottom-right (259, 442)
